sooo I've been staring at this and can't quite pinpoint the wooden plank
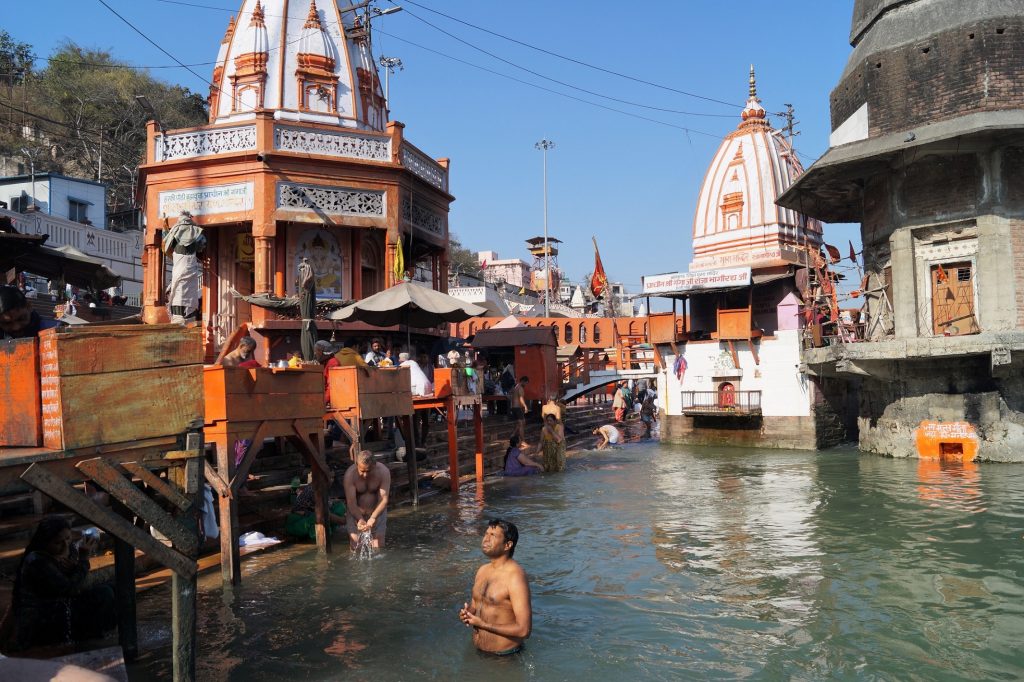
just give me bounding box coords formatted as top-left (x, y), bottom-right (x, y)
top-left (40, 325), bottom-right (203, 376)
top-left (0, 336), bottom-right (42, 446)
top-left (213, 438), bottom-right (240, 586)
top-left (20, 463), bottom-right (196, 578)
top-left (204, 365), bottom-right (323, 398)
top-left (172, 572), bottom-right (198, 682)
top-left (205, 392), bottom-right (325, 425)
top-left (229, 421), bottom-right (273, 493)
top-left (357, 392), bottom-right (414, 419)
top-left (44, 365), bottom-right (204, 450)
top-left (77, 458), bottom-right (198, 555)
top-left (447, 398), bottom-right (459, 495)
top-left (112, 502), bottom-right (138, 661)
top-left (122, 461), bottom-right (192, 512)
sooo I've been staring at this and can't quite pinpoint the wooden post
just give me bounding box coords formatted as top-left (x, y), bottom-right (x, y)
top-left (112, 501), bottom-right (138, 661)
top-left (170, 428), bottom-right (203, 682)
top-left (311, 454), bottom-right (331, 555)
top-left (214, 437), bottom-right (241, 585)
top-left (473, 402), bottom-right (484, 483)
top-left (446, 397), bottom-right (459, 494)
top-left (402, 414), bottom-right (418, 505)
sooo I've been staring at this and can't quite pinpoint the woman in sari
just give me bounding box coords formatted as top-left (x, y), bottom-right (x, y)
top-left (540, 413), bottom-right (566, 473)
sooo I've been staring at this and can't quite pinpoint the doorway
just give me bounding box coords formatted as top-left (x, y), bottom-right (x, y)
top-left (931, 261), bottom-right (978, 335)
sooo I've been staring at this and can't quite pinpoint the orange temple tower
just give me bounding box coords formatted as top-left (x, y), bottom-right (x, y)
top-left (139, 0), bottom-right (453, 361)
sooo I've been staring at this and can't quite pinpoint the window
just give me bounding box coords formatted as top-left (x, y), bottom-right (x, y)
top-left (564, 323), bottom-right (573, 343)
top-left (593, 324), bottom-right (601, 344)
top-left (69, 199), bottom-right (89, 223)
top-left (579, 324), bottom-right (587, 344)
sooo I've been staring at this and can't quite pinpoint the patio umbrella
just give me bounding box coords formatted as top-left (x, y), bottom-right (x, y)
top-left (297, 257), bottom-right (317, 361)
top-left (329, 281), bottom-right (487, 351)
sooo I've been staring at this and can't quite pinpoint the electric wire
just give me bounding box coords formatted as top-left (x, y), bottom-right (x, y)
top-left (386, 2), bottom-right (736, 118)
top-left (393, 0), bottom-right (742, 109)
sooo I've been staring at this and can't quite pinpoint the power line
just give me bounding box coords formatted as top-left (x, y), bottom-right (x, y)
top-left (375, 30), bottom-right (724, 139)
top-left (389, 3), bottom-right (736, 119)
top-left (392, 0), bottom-right (743, 110)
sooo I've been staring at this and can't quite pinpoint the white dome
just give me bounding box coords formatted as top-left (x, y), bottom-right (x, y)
top-left (690, 67), bottom-right (821, 272)
top-left (237, 0), bottom-right (269, 56)
top-left (298, 1), bottom-right (333, 59)
top-left (210, 0), bottom-right (387, 130)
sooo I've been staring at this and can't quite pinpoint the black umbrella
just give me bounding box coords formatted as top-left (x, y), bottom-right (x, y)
top-left (298, 257), bottom-right (317, 361)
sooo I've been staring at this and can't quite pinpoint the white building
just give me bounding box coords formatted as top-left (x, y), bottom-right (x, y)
top-left (646, 70), bottom-right (841, 450)
top-left (477, 250), bottom-right (530, 290)
top-left (0, 173), bottom-right (142, 304)
top-left (0, 173), bottom-right (107, 228)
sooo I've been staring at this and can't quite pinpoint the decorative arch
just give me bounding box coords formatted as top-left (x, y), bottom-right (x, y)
top-left (564, 323), bottom-right (573, 344)
top-left (593, 324), bottom-right (602, 344)
top-left (361, 233), bottom-right (382, 296)
top-left (579, 323), bottom-right (587, 344)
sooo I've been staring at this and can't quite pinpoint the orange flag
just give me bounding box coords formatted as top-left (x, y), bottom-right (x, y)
top-left (590, 237), bottom-right (608, 299)
top-left (849, 241), bottom-right (857, 264)
top-left (824, 243), bottom-right (841, 264)
top-left (936, 264), bottom-right (948, 284)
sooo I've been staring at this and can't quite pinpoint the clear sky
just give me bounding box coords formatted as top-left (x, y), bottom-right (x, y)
top-left (8, 0), bottom-right (861, 295)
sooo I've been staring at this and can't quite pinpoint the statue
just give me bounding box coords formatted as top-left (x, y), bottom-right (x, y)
top-left (163, 211), bottom-right (207, 324)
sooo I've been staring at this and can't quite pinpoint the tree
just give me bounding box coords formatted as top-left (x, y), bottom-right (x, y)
top-left (0, 37), bottom-right (208, 220)
top-left (447, 232), bottom-right (481, 278)
top-left (0, 30), bottom-right (34, 87)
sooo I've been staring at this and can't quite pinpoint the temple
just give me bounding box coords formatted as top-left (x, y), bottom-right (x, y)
top-left (139, 0), bottom-right (453, 360)
top-left (644, 69), bottom-right (848, 449)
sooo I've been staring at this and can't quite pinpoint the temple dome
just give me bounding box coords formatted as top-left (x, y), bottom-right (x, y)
top-left (690, 66), bottom-right (822, 272)
top-left (208, 0), bottom-right (387, 130)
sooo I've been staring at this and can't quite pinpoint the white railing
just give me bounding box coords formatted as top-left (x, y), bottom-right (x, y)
top-left (401, 143), bottom-right (448, 192)
top-left (1, 207), bottom-right (142, 296)
top-left (273, 125), bottom-right (391, 161)
top-left (155, 125), bottom-right (258, 161)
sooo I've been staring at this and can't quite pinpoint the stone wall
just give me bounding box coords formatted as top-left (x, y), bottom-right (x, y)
top-left (813, 376), bottom-right (859, 448)
top-left (856, 355), bottom-right (1024, 461)
top-left (661, 414), bottom-right (819, 451)
top-left (832, 17), bottom-right (1024, 137)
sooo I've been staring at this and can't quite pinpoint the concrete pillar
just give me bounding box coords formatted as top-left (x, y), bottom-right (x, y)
top-left (976, 214), bottom-right (1016, 331)
top-left (889, 228), bottom-right (917, 338)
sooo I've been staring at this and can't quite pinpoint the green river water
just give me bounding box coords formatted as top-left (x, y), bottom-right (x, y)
top-left (131, 443), bottom-right (1024, 680)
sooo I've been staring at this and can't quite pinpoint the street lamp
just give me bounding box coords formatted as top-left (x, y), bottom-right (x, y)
top-left (379, 56), bottom-right (403, 108)
top-left (534, 139), bottom-right (555, 317)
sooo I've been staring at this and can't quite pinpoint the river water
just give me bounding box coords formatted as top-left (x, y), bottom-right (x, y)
top-left (132, 443), bottom-right (1024, 680)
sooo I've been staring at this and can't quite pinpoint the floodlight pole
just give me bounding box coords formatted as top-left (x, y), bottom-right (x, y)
top-left (534, 139), bottom-right (555, 317)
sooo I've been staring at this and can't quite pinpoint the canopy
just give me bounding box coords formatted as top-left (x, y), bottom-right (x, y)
top-left (1, 236), bottom-right (121, 290)
top-left (470, 325), bottom-right (557, 349)
top-left (330, 282), bottom-right (487, 327)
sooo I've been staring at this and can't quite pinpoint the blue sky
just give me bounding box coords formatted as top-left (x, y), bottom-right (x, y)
top-left (9, 0), bottom-right (860, 294)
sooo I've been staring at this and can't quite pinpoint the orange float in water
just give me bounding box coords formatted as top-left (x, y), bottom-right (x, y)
top-left (914, 420), bottom-right (979, 461)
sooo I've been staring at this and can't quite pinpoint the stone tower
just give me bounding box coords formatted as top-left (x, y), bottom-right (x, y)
top-left (779, 0), bottom-right (1024, 460)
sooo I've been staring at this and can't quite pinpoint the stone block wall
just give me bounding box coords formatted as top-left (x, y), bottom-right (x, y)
top-left (661, 414), bottom-right (819, 451)
top-left (832, 19), bottom-right (1024, 138)
top-left (856, 355), bottom-right (1024, 461)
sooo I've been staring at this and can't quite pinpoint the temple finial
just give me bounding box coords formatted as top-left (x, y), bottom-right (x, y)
top-left (749, 64), bottom-right (757, 99)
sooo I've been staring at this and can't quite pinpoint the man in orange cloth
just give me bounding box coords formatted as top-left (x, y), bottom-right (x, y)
top-left (459, 519), bottom-right (533, 656)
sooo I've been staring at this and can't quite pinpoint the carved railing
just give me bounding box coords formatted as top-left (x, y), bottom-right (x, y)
top-left (277, 183), bottom-right (385, 217)
top-left (680, 390), bottom-right (762, 416)
top-left (400, 143), bottom-right (447, 192)
top-left (273, 125), bottom-right (391, 161)
top-left (155, 125), bottom-right (258, 162)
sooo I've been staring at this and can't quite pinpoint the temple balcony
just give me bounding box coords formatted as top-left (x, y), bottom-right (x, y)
top-left (680, 390), bottom-right (762, 417)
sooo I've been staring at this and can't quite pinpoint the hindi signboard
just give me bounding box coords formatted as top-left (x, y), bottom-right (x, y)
top-left (642, 267), bottom-right (752, 295)
top-left (158, 182), bottom-right (254, 218)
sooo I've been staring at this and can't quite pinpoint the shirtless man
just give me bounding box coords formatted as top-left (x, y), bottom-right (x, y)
top-left (342, 450), bottom-right (391, 550)
top-left (507, 376), bottom-right (529, 445)
top-left (220, 336), bottom-right (258, 368)
top-left (459, 519), bottom-right (532, 655)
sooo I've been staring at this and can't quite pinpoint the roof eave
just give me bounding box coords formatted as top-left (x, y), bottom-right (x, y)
top-left (777, 110), bottom-right (1024, 223)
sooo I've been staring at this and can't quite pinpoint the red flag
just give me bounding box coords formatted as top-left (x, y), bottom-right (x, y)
top-left (936, 264), bottom-right (948, 284)
top-left (848, 241), bottom-right (857, 264)
top-left (824, 243), bottom-right (841, 264)
top-left (480, 260), bottom-right (488, 270)
top-left (590, 237), bottom-right (608, 299)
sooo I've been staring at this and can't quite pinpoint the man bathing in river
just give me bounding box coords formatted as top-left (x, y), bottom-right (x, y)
top-left (459, 519), bottom-right (532, 655)
top-left (342, 450), bottom-right (390, 550)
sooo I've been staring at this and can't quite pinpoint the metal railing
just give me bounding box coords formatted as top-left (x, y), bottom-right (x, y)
top-left (680, 390), bottom-right (762, 416)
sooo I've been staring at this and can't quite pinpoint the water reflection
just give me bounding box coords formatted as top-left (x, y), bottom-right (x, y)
top-left (128, 444), bottom-right (1024, 681)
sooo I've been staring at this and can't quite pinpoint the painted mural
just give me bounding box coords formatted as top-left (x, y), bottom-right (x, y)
top-left (295, 228), bottom-right (343, 298)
